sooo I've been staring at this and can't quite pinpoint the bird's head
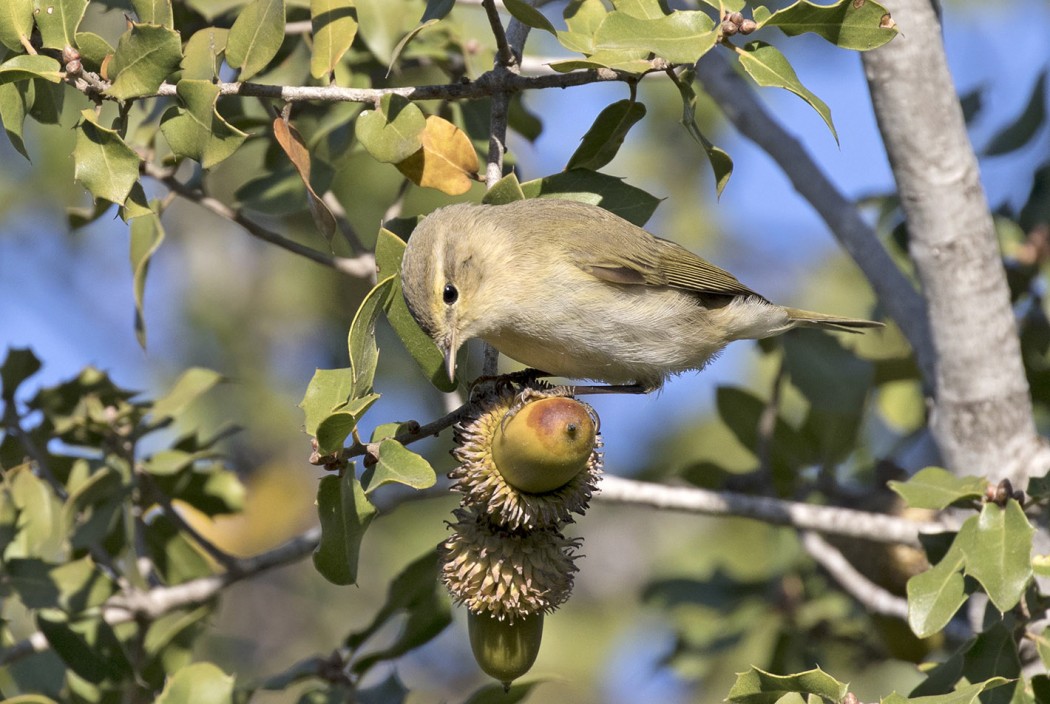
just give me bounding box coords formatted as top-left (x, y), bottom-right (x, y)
top-left (401, 204), bottom-right (509, 383)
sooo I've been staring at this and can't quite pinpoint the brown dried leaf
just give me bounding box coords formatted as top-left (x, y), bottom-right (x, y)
top-left (396, 115), bottom-right (480, 196)
top-left (273, 116), bottom-right (338, 244)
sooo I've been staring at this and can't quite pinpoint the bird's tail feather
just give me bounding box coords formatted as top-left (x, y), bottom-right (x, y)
top-left (784, 308), bottom-right (884, 334)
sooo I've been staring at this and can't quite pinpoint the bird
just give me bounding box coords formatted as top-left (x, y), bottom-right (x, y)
top-left (399, 199), bottom-right (882, 390)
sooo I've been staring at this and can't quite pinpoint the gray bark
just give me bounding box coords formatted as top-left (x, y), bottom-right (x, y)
top-left (862, 0), bottom-right (1050, 484)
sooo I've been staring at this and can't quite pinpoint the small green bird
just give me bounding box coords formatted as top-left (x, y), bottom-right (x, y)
top-left (400, 199), bottom-right (881, 389)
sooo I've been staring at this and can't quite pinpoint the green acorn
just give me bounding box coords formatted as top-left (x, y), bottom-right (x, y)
top-left (468, 611), bottom-right (544, 691)
top-left (451, 385), bottom-right (602, 530)
top-left (493, 396), bottom-right (597, 494)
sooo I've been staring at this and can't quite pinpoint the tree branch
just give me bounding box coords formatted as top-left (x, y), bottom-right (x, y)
top-left (144, 164), bottom-right (375, 279)
top-left (800, 531), bottom-right (908, 619)
top-left (596, 475), bottom-right (946, 547)
top-left (861, 0), bottom-right (1050, 485)
top-left (66, 62), bottom-right (670, 106)
top-left (694, 51), bottom-right (936, 386)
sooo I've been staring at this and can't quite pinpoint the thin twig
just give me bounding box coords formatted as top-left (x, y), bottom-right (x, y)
top-left (143, 164), bottom-right (375, 279)
top-left (482, 0), bottom-right (518, 68)
top-left (73, 61), bottom-right (671, 106)
top-left (800, 531), bottom-right (909, 619)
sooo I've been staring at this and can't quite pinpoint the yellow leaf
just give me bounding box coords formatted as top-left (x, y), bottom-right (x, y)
top-left (396, 115), bottom-right (479, 195)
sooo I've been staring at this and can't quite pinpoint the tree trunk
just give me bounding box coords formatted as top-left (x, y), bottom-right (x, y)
top-left (862, 0), bottom-right (1050, 485)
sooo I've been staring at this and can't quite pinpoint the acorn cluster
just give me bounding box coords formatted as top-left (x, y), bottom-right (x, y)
top-left (720, 10), bottom-right (758, 38)
top-left (440, 382), bottom-right (603, 687)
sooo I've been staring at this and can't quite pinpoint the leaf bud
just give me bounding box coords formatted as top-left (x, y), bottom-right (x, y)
top-left (729, 11), bottom-right (744, 25)
top-left (739, 19), bottom-right (758, 34)
top-left (720, 20), bottom-right (739, 37)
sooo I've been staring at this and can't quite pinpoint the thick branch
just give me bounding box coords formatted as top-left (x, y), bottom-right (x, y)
top-left (597, 475), bottom-right (945, 547)
top-left (861, 0), bottom-right (1050, 484)
top-left (694, 51), bottom-right (935, 385)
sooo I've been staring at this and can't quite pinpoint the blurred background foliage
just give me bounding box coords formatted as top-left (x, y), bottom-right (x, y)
top-left (1, 0), bottom-right (1049, 702)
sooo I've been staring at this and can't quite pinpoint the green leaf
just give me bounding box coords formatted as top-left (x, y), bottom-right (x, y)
top-left (547, 47), bottom-right (653, 74)
top-left (906, 535), bottom-right (966, 639)
top-left (564, 0), bottom-right (607, 35)
top-left (315, 392), bottom-right (379, 455)
top-left (364, 439), bottom-right (436, 492)
top-left (345, 548), bottom-right (445, 650)
top-left (350, 570), bottom-right (450, 674)
top-left (1, 347), bottom-right (41, 402)
top-left (962, 622), bottom-right (1021, 695)
top-left (107, 23), bottom-right (183, 100)
top-left (0, 54), bottom-right (63, 84)
top-left (887, 679), bottom-right (1011, 704)
top-left (760, 0), bottom-right (898, 51)
top-left (355, 0), bottom-right (411, 64)
top-left (726, 666), bottom-right (848, 703)
top-left (0, 82), bottom-right (29, 160)
top-left (0, 0), bottom-right (33, 52)
top-left (155, 662), bottom-right (235, 704)
top-left (37, 610), bottom-right (132, 684)
top-left (151, 462), bottom-right (245, 516)
top-left (150, 367), bottom-right (223, 421)
top-left (612, 0), bottom-right (670, 20)
top-left (160, 80), bottom-right (249, 168)
top-left (481, 172), bottom-right (527, 205)
top-left (519, 169), bottom-right (661, 226)
top-left (73, 110), bottom-right (141, 202)
top-left (8, 465), bottom-right (65, 560)
top-left (566, 99), bottom-right (647, 171)
top-left (34, 0), bottom-right (87, 50)
top-left (669, 67), bottom-right (732, 196)
top-left (889, 466), bottom-right (987, 510)
top-left (349, 276), bottom-right (394, 398)
top-left (502, 0), bottom-right (557, 35)
top-left (74, 31), bottom-right (115, 72)
top-left (311, 0), bottom-right (358, 79)
top-left (736, 41), bottom-right (836, 143)
top-left (388, 0), bottom-right (453, 71)
top-left (960, 500), bottom-right (1034, 612)
top-left (593, 10), bottom-right (717, 65)
top-left (129, 207), bottom-right (165, 348)
top-left (355, 93), bottom-right (426, 164)
top-left (132, 0), bottom-right (173, 28)
top-left (180, 27), bottom-right (229, 81)
top-left (313, 470), bottom-right (377, 585)
top-left (986, 70), bottom-right (1046, 156)
top-left (226, 0), bottom-right (286, 81)
top-left (299, 368), bottom-right (355, 436)
top-left (375, 228), bottom-right (457, 391)
top-left (1027, 472), bottom-right (1050, 500)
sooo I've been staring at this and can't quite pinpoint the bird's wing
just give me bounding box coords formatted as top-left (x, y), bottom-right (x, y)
top-left (574, 235), bottom-right (760, 299)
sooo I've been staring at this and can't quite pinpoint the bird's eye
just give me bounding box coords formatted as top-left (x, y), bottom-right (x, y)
top-left (442, 283), bottom-right (459, 305)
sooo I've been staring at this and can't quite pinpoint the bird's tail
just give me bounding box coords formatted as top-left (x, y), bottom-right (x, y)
top-left (784, 307), bottom-right (884, 334)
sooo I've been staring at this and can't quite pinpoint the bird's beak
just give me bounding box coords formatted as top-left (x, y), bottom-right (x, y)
top-left (443, 330), bottom-right (458, 384)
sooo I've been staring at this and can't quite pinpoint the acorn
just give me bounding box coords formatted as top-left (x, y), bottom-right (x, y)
top-left (451, 385), bottom-right (602, 530)
top-left (492, 396), bottom-right (596, 494)
top-left (468, 611), bottom-right (544, 690)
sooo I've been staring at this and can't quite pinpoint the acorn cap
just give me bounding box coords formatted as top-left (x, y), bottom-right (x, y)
top-left (452, 385), bottom-right (603, 531)
top-left (440, 507), bottom-right (580, 621)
